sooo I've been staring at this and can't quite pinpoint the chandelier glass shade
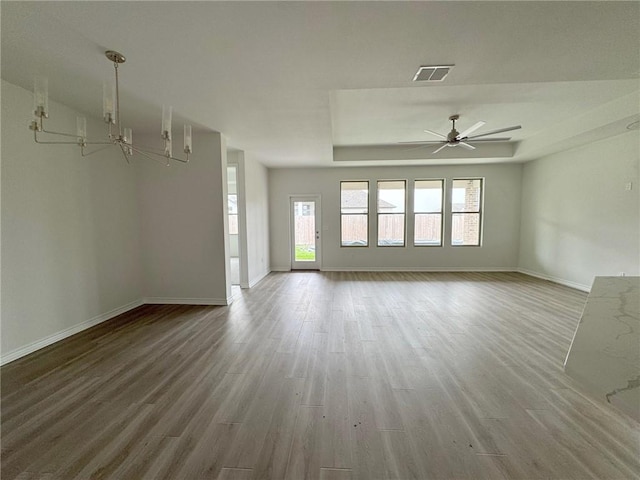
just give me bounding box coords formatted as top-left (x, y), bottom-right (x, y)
top-left (29, 50), bottom-right (192, 165)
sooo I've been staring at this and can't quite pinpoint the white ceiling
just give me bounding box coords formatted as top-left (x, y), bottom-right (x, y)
top-left (2, 1), bottom-right (639, 168)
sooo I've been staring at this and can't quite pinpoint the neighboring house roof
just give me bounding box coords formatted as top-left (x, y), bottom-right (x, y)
top-left (342, 190), bottom-right (396, 210)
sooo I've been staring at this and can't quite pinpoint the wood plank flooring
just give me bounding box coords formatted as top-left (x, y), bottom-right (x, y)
top-left (2, 272), bottom-right (639, 479)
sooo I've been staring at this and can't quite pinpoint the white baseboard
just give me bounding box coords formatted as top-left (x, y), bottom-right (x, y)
top-left (0, 298), bottom-right (144, 366)
top-left (270, 266), bottom-right (291, 272)
top-left (2, 295), bottom-right (233, 365)
top-left (321, 266), bottom-right (517, 272)
top-left (266, 266), bottom-right (517, 273)
top-left (143, 297), bottom-right (230, 306)
top-left (517, 268), bottom-right (591, 292)
top-left (248, 269), bottom-right (271, 288)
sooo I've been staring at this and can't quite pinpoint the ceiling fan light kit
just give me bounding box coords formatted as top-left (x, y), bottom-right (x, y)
top-left (29, 50), bottom-right (192, 166)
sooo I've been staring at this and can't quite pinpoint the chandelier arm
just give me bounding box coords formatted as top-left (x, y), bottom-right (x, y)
top-left (34, 132), bottom-right (112, 148)
top-left (37, 121), bottom-right (113, 145)
top-left (105, 130), bottom-right (180, 156)
top-left (80, 132), bottom-right (115, 145)
top-left (35, 138), bottom-right (79, 145)
top-left (118, 143), bottom-right (131, 164)
top-left (82, 140), bottom-right (115, 145)
top-left (130, 143), bottom-right (189, 164)
top-left (33, 129), bottom-right (77, 145)
top-left (170, 153), bottom-right (189, 164)
top-left (129, 144), bottom-right (171, 166)
top-left (39, 127), bottom-right (81, 139)
top-left (136, 141), bottom-right (193, 156)
top-left (128, 142), bottom-right (167, 156)
top-left (38, 133), bottom-right (113, 146)
top-left (81, 144), bottom-right (116, 157)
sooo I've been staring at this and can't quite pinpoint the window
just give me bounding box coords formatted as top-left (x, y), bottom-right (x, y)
top-left (228, 194), bottom-right (238, 234)
top-left (340, 181), bottom-right (368, 246)
top-left (377, 180), bottom-right (406, 246)
top-left (227, 165), bottom-right (239, 235)
top-left (414, 179), bottom-right (444, 246)
top-left (451, 178), bottom-right (483, 246)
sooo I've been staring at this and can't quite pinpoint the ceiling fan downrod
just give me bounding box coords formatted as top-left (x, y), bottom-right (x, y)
top-left (448, 114), bottom-right (460, 143)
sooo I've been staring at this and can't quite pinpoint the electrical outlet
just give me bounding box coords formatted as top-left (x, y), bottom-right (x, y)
top-left (625, 182), bottom-right (633, 191)
top-left (619, 272), bottom-right (626, 277)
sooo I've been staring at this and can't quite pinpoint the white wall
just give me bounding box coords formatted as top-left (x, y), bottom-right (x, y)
top-left (1, 80), bottom-right (143, 362)
top-left (269, 164), bottom-right (523, 271)
top-left (1, 79), bottom-right (233, 362)
top-left (136, 131), bottom-right (231, 304)
top-left (244, 155), bottom-right (270, 286)
top-left (518, 131), bottom-right (640, 290)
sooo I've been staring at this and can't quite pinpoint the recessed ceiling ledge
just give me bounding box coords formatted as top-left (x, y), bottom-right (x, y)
top-left (333, 143), bottom-right (515, 162)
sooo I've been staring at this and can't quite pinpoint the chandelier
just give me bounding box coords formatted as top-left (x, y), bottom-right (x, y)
top-left (29, 50), bottom-right (192, 165)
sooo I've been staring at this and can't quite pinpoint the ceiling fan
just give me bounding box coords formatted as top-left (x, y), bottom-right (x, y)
top-left (402, 114), bottom-right (521, 154)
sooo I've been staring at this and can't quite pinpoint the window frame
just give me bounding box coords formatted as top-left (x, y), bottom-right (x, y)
top-left (340, 180), bottom-right (369, 247)
top-left (413, 178), bottom-right (445, 247)
top-left (450, 177), bottom-right (484, 247)
top-left (376, 179), bottom-right (407, 248)
top-left (228, 193), bottom-right (238, 235)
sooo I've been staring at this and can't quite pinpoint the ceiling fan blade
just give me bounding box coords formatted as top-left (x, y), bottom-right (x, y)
top-left (432, 144), bottom-right (448, 154)
top-left (456, 121), bottom-right (486, 140)
top-left (458, 142), bottom-right (476, 150)
top-left (465, 137), bottom-right (512, 142)
top-left (466, 125), bottom-right (521, 140)
top-left (424, 129), bottom-right (447, 140)
top-left (397, 140), bottom-right (443, 145)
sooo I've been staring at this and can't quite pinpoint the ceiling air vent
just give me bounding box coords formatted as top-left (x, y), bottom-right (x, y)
top-left (412, 65), bottom-right (454, 82)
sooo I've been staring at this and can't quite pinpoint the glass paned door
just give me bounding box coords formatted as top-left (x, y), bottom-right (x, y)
top-left (291, 196), bottom-right (321, 270)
